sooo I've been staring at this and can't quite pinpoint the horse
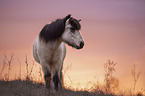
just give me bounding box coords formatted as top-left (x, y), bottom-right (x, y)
top-left (33, 14), bottom-right (84, 91)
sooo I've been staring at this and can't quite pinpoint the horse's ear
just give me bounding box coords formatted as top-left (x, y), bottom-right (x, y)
top-left (67, 14), bottom-right (71, 18)
top-left (65, 14), bottom-right (71, 20)
top-left (78, 19), bottom-right (81, 22)
top-left (64, 14), bottom-right (71, 23)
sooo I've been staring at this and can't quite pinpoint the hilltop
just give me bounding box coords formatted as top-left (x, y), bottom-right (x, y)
top-left (0, 79), bottom-right (105, 96)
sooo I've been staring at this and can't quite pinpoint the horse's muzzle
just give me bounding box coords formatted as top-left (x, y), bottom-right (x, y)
top-left (80, 41), bottom-right (84, 48)
top-left (76, 41), bottom-right (84, 49)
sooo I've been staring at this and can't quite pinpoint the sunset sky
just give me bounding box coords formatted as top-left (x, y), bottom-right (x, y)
top-left (0, 0), bottom-right (145, 91)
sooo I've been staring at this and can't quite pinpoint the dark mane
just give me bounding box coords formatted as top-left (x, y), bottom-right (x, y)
top-left (39, 14), bottom-right (71, 42)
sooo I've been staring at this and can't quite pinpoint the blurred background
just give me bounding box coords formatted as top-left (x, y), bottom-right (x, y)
top-left (0, 0), bottom-right (145, 92)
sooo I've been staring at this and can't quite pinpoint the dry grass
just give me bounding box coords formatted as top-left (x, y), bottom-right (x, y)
top-left (0, 54), bottom-right (144, 96)
top-left (0, 54), bottom-right (114, 96)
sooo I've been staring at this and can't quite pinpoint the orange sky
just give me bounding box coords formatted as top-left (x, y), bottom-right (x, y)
top-left (0, 0), bottom-right (145, 91)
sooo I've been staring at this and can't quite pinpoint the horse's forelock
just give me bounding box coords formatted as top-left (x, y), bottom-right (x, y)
top-left (69, 18), bottom-right (81, 30)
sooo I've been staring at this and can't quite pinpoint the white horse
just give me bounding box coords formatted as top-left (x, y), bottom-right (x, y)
top-left (33, 14), bottom-right (84, 91)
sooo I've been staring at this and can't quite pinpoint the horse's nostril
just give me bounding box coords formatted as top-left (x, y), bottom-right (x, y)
top-left (80, 41), bottom-right (84, 48)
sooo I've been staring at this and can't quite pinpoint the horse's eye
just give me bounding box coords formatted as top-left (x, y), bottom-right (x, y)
top-left (70, 27), bottom-right (75, 32)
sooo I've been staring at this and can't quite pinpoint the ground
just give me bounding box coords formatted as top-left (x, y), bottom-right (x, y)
top-left (0, 80), bottom-right (104, 96)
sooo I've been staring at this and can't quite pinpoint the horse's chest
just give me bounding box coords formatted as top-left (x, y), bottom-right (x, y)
top-left (37, 40), bottom-right (65, 67)
top-left (47, 50), bottom-right (61, 65)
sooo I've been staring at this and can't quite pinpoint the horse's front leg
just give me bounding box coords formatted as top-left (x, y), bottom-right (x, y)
top-left (53, 66), bottom-right (63, 90)
top-left (53, 71), bottom-right (59, 90)
top-left (59, 67), bottom-right (63, 88)
top-left (44, 72), bottom-right (51, 89)
top-left (41, 63), bottom-right (51, 89)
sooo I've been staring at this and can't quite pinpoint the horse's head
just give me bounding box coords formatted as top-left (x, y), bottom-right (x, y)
top-left (62, 15), bottom-right (84, 49)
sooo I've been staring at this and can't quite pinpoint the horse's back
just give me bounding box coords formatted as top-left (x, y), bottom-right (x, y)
top-left (33, 37), bottom-right (40, 63)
